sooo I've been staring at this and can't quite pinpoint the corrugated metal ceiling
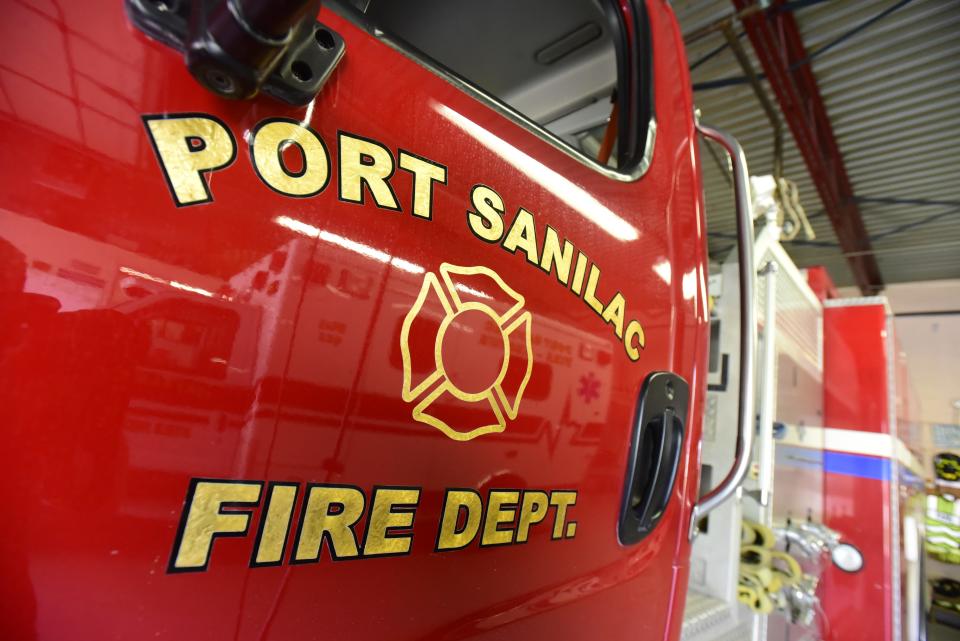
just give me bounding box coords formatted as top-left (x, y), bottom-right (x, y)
top-left (672, 0), bottom-right (960, 287)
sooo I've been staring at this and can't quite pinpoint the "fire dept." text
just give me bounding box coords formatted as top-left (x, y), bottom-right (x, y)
top-left (169, 478), bottom-right (578, 572)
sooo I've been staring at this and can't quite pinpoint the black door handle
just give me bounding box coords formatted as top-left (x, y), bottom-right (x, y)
top-left (619, 372), bottom-right (689, 545)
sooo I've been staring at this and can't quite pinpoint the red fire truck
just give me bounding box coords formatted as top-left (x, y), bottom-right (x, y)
top-left (0, 1), bottom-right (759, 639)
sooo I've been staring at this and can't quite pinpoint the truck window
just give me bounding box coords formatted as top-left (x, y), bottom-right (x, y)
top-left (362, 0), bottom-right (652, 175)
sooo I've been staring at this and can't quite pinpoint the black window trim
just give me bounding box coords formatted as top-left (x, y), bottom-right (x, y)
top-left (328, 0), bottom-right (657, 183)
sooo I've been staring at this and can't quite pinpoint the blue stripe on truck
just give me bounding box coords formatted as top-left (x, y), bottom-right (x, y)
top-left (823, 450), bottom-right (891, 481)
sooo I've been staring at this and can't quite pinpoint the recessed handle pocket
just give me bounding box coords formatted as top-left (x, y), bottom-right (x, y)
top-left (619, 372), bottom-right (689, 545)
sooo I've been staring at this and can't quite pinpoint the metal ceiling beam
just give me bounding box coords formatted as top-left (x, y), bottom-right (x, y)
top-left (733, 0), bottom-right (884, 294)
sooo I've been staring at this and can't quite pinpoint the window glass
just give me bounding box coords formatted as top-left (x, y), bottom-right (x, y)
top-left (364, 0), bottom-right (634, 170)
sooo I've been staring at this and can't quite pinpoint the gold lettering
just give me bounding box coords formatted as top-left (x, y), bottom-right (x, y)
top-left (437, 490), bottom-right (483, 551)
top-left (398, 151), bottom-right (446, 219)
top-left (338, 133), bottom-right (400, 210)
top-left (481, 490), bottom-right (520, 546)
top-left (516, 491), bottom-right (549, 543)
top-left (253, 483), bottom-right (298, 565)
top-left (144, 114), bottom-right (236, 206)
top-left (467, 185), bottom-right (505, 242)
top-left (583, 264), bottom-right (606, 315)
top-left (540, 227), bottom-right (574, 285)
top-left (362, 488), bottom-right (420, 556)
top-left (602, 292), bottom-right (626, 338)
top-left (502, 208), bottom-right (540, 265)
top-left (294, 485), bottom-right (365, 561)
top-left (625, 320), bottom-right (646, 361)
top-left (170, 480), bottom-right (261, 570)
top-left (571, 253), bottom-right (589, 295)
top-left (251, 120), bottom-right (329, 197)
top-left (549, 491), bottom-right (577, 540)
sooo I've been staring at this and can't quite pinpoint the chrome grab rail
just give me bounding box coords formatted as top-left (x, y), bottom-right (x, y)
top-left (689, 123), bottom-right (757, 541)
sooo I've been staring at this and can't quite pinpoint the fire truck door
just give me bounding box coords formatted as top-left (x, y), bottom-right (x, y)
top-left (230, 3), bottom-right (709, 641)
top-left (0, 0), bottom-right (709, 639)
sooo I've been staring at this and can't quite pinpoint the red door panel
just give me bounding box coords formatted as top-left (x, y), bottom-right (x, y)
top-left (0, 1), bottom-right (708, 639)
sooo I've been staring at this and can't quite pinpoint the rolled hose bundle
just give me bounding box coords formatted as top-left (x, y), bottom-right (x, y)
top-left (738, 578), bottom-right (774, 614)
top-left (741, 520), bottom-right (776, 549)
top-left (738, 521), bottom-right (805, 614)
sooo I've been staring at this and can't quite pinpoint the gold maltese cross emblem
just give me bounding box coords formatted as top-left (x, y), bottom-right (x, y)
top-left (400, 263), bottom-right (534, 441)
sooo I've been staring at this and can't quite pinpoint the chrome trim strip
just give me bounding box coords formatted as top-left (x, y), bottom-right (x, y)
top-left (328, 2), bottom-right (657, 182)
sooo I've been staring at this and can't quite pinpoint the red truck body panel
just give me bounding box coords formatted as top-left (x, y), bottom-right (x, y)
top-left (0, 1), bottom-right (709, 639)
top-left (821, 302), bottom-right (895, 641)
top-left (823, 304), bottom-right (890, 435)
